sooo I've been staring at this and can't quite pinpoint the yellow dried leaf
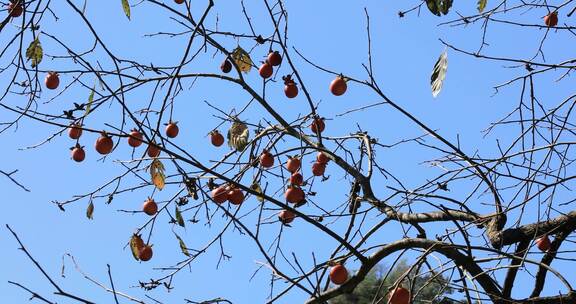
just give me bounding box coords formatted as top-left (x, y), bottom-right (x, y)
top-left (86, 201), bottom-right (94, 220)
top-left (227, 119), bottom-right (249, 152)
top-left (150, 159), bottom-right (165, 191)
top-left (129, 234), bottom-right (144, 261)
top-left (231, 47), bottom-right (253, 73)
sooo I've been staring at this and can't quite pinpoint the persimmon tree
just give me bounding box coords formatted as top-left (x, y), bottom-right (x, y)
top-left (2, 0), bottom-right (576, 303)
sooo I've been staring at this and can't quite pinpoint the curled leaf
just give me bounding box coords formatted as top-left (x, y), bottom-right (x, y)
top-left (26, 37), bottom-right (43, 68)
top-left (175, 206), bottom-right (185, 227)
top-left (174, 233), bottom-right (190, 257)
top-left (426, 0), bottom-right (452, 16)
top-left (150, 159), bottom-right (165, 190)
top-left (440, 0), bottom-right (453, 15)
top-left (431, 50), bottom-right (448, 98)
top-left (227, 119), bottom-right (249, 152)
top-left (184, 178), bottom-right (198, 199)
top-left (129, 234), bottom-right (144, 261)
top-left (86, 201), bottom-right (94, 220)
top-left (84, 87), bottom-right (95, 117)
top-left (477, 0), bottom-right (487, 13)
top-left (121, 0), bottom-right (130, 20)
top-left (425, 0), bottom-right (440, 16)
top-left (250, 182), bottom-right (264, 202)
top-left (231, 47), bottom-right (253, 73)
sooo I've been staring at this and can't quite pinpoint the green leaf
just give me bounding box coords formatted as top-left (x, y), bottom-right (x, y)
top-left (26, 37), bottom-right (43, 68)
top-left (425, 0), bottom-right (440, 16)
top-left (431, 50), bottom-right (448, 98)
top-left (175, 206), bottom-right (185, 227)
top-left (121, 0), bottom-right (130, 20)
top-left (84, 87), bottom-right (95, 117)
top-left (477, 0), bottom-right (487, 13)
top-left (250, 182), bottom-right (264, 202)
top-left (440, 0), bottom-right (452, 15)
top-left (425, 0), bottom-right (452, 16)
top-left (174, 233), bottom-right (190, 257)
top-left (86, 201), bottom-right (94, 220)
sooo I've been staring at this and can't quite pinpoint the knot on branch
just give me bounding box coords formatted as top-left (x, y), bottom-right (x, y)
top-left (488, 211), bottom-right (576, 249)
top-left (486, 213), bottom-right (507, 249)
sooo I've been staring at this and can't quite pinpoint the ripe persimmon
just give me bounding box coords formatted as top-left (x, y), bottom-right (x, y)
top-left (289, 172), bottom-right (303, 186)
top-left (311, 117), bottom-right (325, 134)
top-left (128, 129), bottom-right (143, 148)
top-left (147, 143), bottom-right (161, 158)
top-left (228, 188), bottom-right (244, 205)
top-left (388, 286), bottom-right (410, 304)
top-left (212, 185), bottom-right (229, 204)
top-left (138, 245), bottom-right (153, 261)
top-left (286, 156), bottom-right (301, 173)
top-left (71, 144), bottom-right (85, 162)
top-left (329, 76), bottom-right (347, 96)
top-left (95, 132), bottom-right (113, 155)
top-left (267, 51), bottom-right (282, 66)
top-left (260, 150), bottom-right (274, 168)
top-left (165, 121), bottom-right (179, 138)
top-left (8, 1), bottom-right (23, 17)
top-left (45, 72), bottom-right (60, 90)
top-left (211, 130), bottom-right (224, 147)
top-left (259, 61), bottom-right (273, 79)
top-left (278, 209), bottom-right (295, 224)
top-left (536, 235), bottom-right (551, 252)
top-left (285, 186), bottom-right (304, 204)
top-left (142, 198), bottom-right (158, 216)
top-left (284, 80), bottom-right (298, 98)
top-left (329, 264), bottom-right (348, 285)
top-left (544, 11), bottom-right (558, 27)
top-left (68, 124), bottom-right (82, 139)
top-left (316, 152), bottom-right (329, 164)
top-left (220, 59), bottom-right (232, 73)
top-left (312, 162), bottom-right (326, 176)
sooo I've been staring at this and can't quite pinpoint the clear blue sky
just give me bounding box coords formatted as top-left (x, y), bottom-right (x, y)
top-left (2, 0), bottom-right (574, 303)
